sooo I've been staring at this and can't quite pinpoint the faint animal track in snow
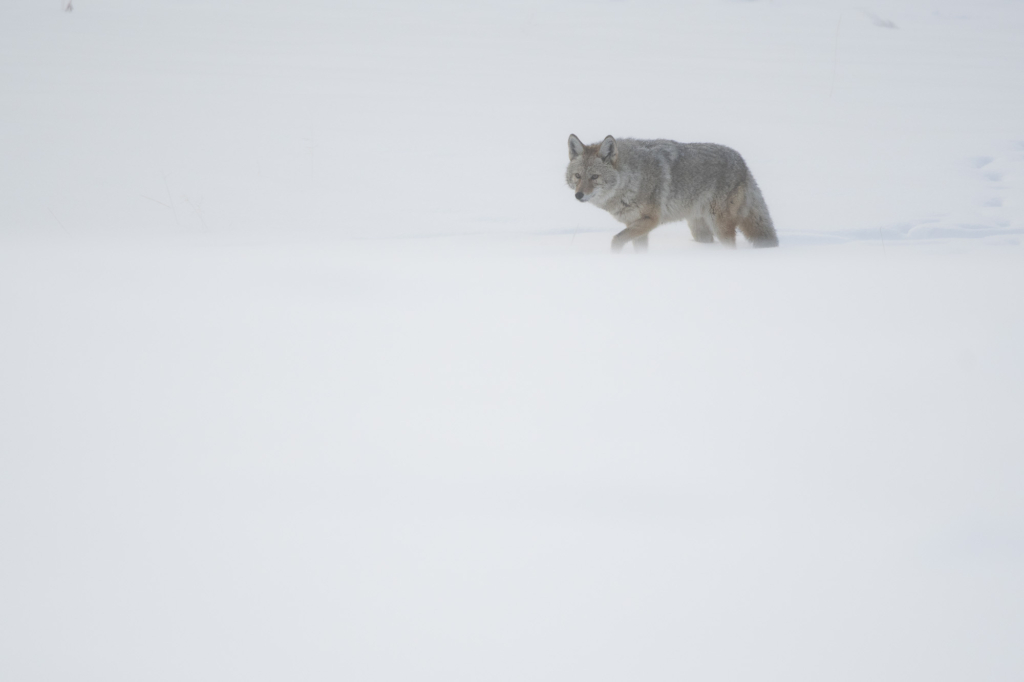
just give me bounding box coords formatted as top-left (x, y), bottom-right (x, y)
top-left (967, 144), bottom-right (1024, 238)
top-left (863, 10), bottom-right (898, 28)
top-left (885, 145), bottom-right (1024, 240)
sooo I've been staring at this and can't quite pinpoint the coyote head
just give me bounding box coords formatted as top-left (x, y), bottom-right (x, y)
top-left (565, 134), bottom-right (619, 203)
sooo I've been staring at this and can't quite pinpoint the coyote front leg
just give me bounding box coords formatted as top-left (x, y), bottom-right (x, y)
top-left (611, 216), bottom-right (659, 252)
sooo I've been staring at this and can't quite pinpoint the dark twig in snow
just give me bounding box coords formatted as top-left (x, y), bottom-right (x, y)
top-left (161, 173), bottom-right (181, 228)
top-left (47, 208), bottom-right (70, 235)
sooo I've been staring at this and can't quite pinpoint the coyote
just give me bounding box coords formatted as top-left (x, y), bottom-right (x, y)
top-left (566, 135), bottom-right (779, 250)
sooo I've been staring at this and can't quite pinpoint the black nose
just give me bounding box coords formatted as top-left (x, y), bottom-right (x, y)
top-left (575, 192), bottom-right (584, 201)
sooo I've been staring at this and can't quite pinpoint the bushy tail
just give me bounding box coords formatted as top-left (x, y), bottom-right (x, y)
top-left (739, 177), bottom-right (779, 248)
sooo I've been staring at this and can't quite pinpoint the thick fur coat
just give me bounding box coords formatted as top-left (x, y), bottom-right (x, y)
top-left (566, 135), bottom-right (779, 250)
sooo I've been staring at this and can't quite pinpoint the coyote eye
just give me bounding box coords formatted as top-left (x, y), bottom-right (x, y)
top-left (591, 174), bottom-right (599, 180)
top-left (574, 173), bottom-right (581, 179)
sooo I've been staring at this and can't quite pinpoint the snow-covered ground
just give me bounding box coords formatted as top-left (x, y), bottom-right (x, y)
top-left (1, 1), bottom-right (1023, 680)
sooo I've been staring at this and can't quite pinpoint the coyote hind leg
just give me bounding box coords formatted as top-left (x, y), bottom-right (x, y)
top-left (709, 214), bottom-right (737, 247)
top-left (688, 217), bottom-right (715, 243)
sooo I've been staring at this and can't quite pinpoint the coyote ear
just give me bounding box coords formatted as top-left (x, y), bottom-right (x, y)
top-left (568, 134), bottom-right (585, 160)
top-left (598, 135), bottom-right (618, 164)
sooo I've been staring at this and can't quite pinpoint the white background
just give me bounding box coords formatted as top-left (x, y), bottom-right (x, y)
top-left (2, 1), bottom-right (1022, 680)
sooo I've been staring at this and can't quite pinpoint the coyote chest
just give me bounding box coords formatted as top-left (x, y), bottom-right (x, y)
top-left (605, 197), bottom-right (645, 225)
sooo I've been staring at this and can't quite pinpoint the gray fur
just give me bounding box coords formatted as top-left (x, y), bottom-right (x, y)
top-left (565, 135), bottom-right (779, 250)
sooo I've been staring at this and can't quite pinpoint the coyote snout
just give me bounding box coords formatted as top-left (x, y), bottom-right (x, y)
top-left (565, 133), bottom-right (779, 250)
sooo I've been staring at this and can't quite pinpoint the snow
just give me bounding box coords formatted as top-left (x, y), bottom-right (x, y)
top-left (1, 1), bottom-right (1023, 680)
